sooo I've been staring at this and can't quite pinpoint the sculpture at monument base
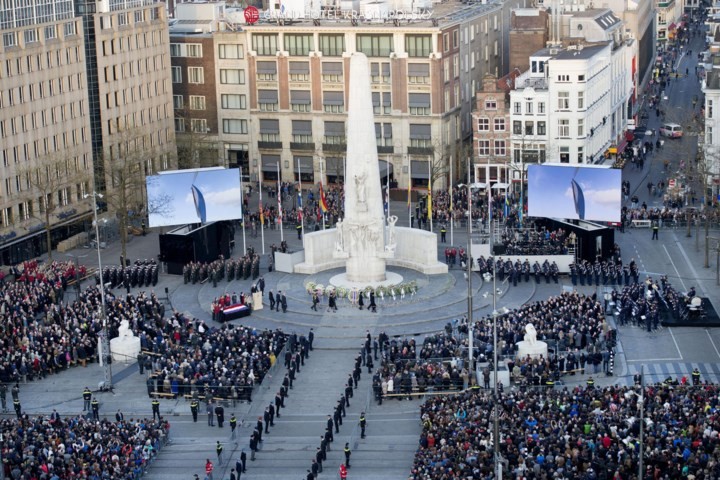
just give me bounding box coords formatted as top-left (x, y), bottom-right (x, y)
top-left (110, 319), bottom-right (141, 363)
top-left (515, 323), bottom-right (548, 359)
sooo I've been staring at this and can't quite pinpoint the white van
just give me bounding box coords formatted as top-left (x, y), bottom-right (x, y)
top-left (659, 123), bottom-right (683, 138)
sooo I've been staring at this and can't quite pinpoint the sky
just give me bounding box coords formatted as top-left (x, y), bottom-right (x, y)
top-left (527, 165), bottom-right (621, 222)
top-left (147, 169), bottom-right (243, 227)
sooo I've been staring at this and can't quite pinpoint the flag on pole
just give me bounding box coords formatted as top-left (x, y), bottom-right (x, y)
top-left (504, 191), bottom-right (510, 218)
top-left (319, 184), bottom-right (329, 213)
top-left (384, 187), bottom-right (389, 216)
top-left (487, 186), bottom-right (492, 223)
top-left (259, 206), bottom-right (264, 225)
top-left (407, 175), bottom-right (412, 207)
top-left (427, 186), bottom-right (432, 220)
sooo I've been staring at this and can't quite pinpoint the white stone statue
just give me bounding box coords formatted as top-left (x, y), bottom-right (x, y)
top-left (354, 171), bottom-right (367, 204)
top-left (524, 323), bottom-right (538, 345)
top-left (387, 215), bottom-right (398, 249)
top-left (335, 219), bottom-right (345, 252)
top-left (118, 319), bottom-right (134, 338)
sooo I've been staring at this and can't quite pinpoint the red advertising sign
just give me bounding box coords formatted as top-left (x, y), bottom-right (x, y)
top-left (244, 6), bottom-right (259, 24)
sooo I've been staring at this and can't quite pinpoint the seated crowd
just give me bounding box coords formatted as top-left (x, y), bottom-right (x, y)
top-left (412, 383), bottom-right (720, 480)
top-left (499, 226), bottom-right (573, 256)
top-left (0, 414), bottom-right (169, 479)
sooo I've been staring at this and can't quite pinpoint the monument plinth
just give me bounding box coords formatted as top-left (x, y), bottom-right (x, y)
top-left (515, 324), bottom-right (548, 359)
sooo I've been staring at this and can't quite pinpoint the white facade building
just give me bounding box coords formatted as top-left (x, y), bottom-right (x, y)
top-left (702, 66), bottom-right (720, 197)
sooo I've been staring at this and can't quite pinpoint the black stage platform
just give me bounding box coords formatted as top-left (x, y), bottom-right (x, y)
top-left (661, 297), bottom-right (720, 328)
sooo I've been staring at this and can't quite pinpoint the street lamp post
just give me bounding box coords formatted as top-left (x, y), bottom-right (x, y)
top-left (466, 160), bottom-right (474, 375)
top-left (84, 192), bottom-right (113, 392)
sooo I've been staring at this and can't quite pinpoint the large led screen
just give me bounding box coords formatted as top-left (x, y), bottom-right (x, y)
top-left (147, 168), bottom-right (242, 227)
top-left (527, 164), bottom-right (621, 223)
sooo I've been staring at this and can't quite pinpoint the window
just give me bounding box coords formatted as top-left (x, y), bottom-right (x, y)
top-left (189, 96), bottom-right (205, 110)
top-left (190, 119), bottom-right (207, 133)
top-left (409, 124), bottom-right (432, 148)
top-left (370, 62), bottom-right (390, 84)
top-left (708, 99), bottom-right (714, 119)
top-left (537, 121), bottom-right (546, 135)
top-left (289, 61), bottom-right (310, 81)
top-left (187, 67), bottom-right (204, 84)
top-left (292, 120), bottom-right (313, 143)
top-left (1, 207), bottom-right (12, 227)
top-left (259, 119), bottom-right (280, 142)
top-left (118, 12), bottom-right (128, 26)
top-left (558, 119), bottom-right (569, 137)
top-left (578, 75), bottom-right (585, 82)
top-left (372, 92), bottom-right (391, 115)
top-left (222, 119), bottom-right (248, 134)
top-left (186, 44), bottom-right (202, 57)
top-left (577, 146), bottom-right (584, 163)
top-left (219, 69), bottom-right (245, 84)
top-left (513, 102), bottom-right (521, 114)
top-left (485, 98), bottom-right (497, 110)
top-left (252, 34), bottom-right (278, 56)
top-left (477, 118), bottom-right (489, 131)
top-left (173, 95), bottom-right (183, 109)
top-left (577, 118), bottom-right (584, 137)
top-left (218, 44), bottom-right (244, 59)
top-left (538, 102), bottom-right (545, 114)
top-left (525, 101), bottom-right (533, 114)
top-left (356, 35), bottom-right (393, 57)
top-left (134, 10), bottom-right (144, 23)
top-left (170, 43), bottom-right (181, 56)
top-left (478, 140), bottom-right (490, 156)
top-left (3, 32), bottom-right (16, 47)
top-left (323, 91), bottom-right (344, 113)
top-left (494, 140), bottom-right (506, 156)
top-left (44, 25), bottom-right (56, 40)
top-left (409, 93), bottom-right (430, 115)
top-left (221, 94), bottom-right (246, 110)
top-left (256, 61), bottom-right (277, 81)
top-left (319, 34), bottom-right (345, 56)
top-left (375, 123), bottom-right (393, 147)
top-left (57, 187), bottom-right (69, 206)
top-left (577, 91), bottom-right (584, 109)
top-left (18, 201), bottom-right (31, 221)
top-left (321, 62), bottom-right (343, 82)
top-left (513, 121), bottom-right (522, 135)
top-left (291, 90), bottom-right (311, 112)
top-left (64, 22), bottom-right (76, 36)
top-left (324, 121), bottom-right (345, 144)
top-left (557, 74), bottom-right (570, 82)
top-left (285, 34), bottom-right (313, 56)
top-left (408, 63), bottom-right (429, 84)
top-left (707, 126), bottom-right (713, 144)
top-left (258, 90), bottom-right (279, 111)
top-left (557, 92), bottom-right (569, 110)
top-left (524, 121), bottom-right (533, 136)
top-left (494, 118), bottom-right (505, 131)
top-left (174, 118), bottom-right (185, 132)
top-left (405, 35), bottom-right (432, 57)
top-left (171, 66), bottom-right (181, 83)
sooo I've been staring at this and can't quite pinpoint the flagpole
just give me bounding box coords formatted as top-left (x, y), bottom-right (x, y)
top-left (320, 158), bottom-right (326, 230)
top-left (408, 161), bottom-right (412, 227)
top-left (386, 155), bottom-right (390, 220)
top-left (450, 158), bottom-right (454, 246)
top-left (428, 155), bottom-right (433, 233)
top-left (298, 158), bottom-right (304, 238)
top-left (277, 161), bottom-right (284, 242)
top-left (240, 170), bottom-right (247, 254)
top-left (259, 169), bottom-right (265, 254)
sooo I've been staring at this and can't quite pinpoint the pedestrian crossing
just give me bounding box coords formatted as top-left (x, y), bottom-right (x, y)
top-left (623, 362), bottom-right (720, 386)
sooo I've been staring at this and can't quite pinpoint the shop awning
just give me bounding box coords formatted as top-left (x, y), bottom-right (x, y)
top-left (378, 159), bottom-right (394, 178)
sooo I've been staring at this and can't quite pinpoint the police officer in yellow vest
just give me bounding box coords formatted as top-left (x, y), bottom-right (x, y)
top-left (83, 386), bottom-right (92, 411)
top-left (586, 377), bottom-right (595, 389)
top-left (692, 368), bottom-right (701, 386)
top-left (297, 224), bottom-right (302, 239)
top-left (440, 225), bottom-right (447, 243)
top-left (152, 398), bottom-right (160, 421)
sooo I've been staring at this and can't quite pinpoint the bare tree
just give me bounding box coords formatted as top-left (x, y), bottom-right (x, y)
top-left (99, 127), bottom-right (167, 262)
top-left (175, 107), bottom-right (220, 169)
top-left (19, 152), bottom-right (91, 260)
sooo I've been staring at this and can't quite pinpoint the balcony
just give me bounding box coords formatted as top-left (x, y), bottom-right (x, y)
top-left (377, 146), bottom-right (394, 154)
top-left (290, 142), bottom-right (315, 151)
top-left (258, 141), bottom-right (283, 149)
top-left (322, 143), bottom-right (346, 152)
top-left (407, 146), bottom-right (433, 155)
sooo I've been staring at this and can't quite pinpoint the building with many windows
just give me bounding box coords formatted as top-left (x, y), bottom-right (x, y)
top-left (243, 0), bottom-right (511, 190)
top-left (0, 0), bottom-right (176, 264)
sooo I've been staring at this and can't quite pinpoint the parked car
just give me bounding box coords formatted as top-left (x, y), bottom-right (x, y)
top-left (659, 123), bottom-right (683, 138)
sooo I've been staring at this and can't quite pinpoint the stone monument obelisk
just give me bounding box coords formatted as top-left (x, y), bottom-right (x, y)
top-left (334, 53), bottom-right (391, 283)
